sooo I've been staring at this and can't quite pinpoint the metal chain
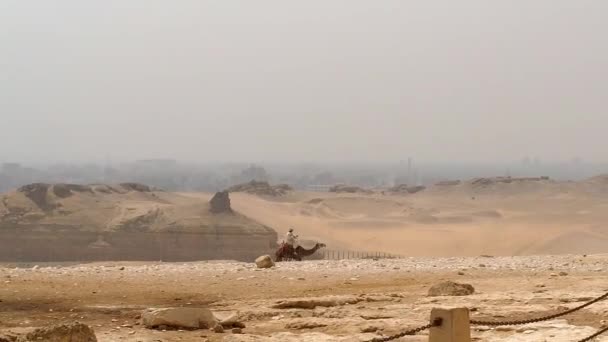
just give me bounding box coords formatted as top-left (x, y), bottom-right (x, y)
top-left (578, 326), bottom-right (608, 342)
top-left (362, 291), bottom-right (606, 341)
top-left (470, 291), bottom-right (608, 326)
top-left (366, 318), bottom-right (442, 342)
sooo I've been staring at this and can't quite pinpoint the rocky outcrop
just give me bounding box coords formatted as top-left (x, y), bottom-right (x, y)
top-left (0, 183), bottom-right (278, 262)
top-left (15, 182), bottom-right (156, 211)
top-left (255, 255), bottom-right (275, 268)
top-left (52, 184), bottom-right (94, 198)
top-left (428, 281), bottom-right (475, 296)
top-left (328, 185), bottom-right (372, 194)
top-left (470, 176), bottom-right (550, 187)
top-left (210, 191), bottom-right (232, 213)
top-left (17, 183), bottom-right (55, 211)
top-left (435, 180), bottom-right (461, 186)
top-left (227, 181), bottom-right (292, 197)
top-left (387, 184), bottom-right (426, 194)
top-left (119, 183), bottom-right (152, 192)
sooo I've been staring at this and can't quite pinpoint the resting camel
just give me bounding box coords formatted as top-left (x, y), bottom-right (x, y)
top-left (275, 242), bottom-right (326, 262)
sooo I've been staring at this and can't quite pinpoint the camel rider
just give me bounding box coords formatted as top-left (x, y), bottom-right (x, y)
top-left (285, 228), bottom-right (299, 250)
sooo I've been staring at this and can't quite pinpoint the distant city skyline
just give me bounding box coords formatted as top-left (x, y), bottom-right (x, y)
top-left (1, 157), bottom-right (607, 194)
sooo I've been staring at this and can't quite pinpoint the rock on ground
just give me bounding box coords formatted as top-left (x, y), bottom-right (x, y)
top-left (0, 334), bottom-right (17, 342)
top-left (214, 311), bottom-right (246, 329)
top-left (255, 255), bottom-right (275, 268)
top-left (22, 322), bottom-right (97, 342)
top-left (285, 319), bottom-right (328, 330)
top-left (142, 308), bottom-right (219, 329)
top-left (272, 296), bottom-right (363, 309)
top-left (428, 281), bottom-right (475, 296)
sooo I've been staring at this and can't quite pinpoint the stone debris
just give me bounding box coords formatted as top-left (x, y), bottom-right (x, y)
top-left (428, 281), bottom-right (475, 297)
top-left (22, 322), bottom-right (97, 342)
top-left (255, 255), bottom-right (275, 269)
top-left (360, 325), bottom-right (380, 333)
top-left (0, 334), bottom-right (17, 342)
top-left (141, 308), bottom-right (219, 329)
top-left (2, 254), bottom-right (600, 279)
top-left (272, 296), bottom-right (363, 309)
top-left (215, 311), bottom-right (246, 329)
top-left (285, 319), bottom-right (328, 330)
top-left (2, 254), bottom-right (607, 342)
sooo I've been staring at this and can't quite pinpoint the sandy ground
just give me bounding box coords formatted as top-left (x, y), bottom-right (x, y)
top-left (226, 183), bottom-right (608, 257)
top-left (1, 254), bottom-right (607, 341)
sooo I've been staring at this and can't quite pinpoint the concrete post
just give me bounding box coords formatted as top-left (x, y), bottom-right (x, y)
top-left (429, 308), bottom-right (471, 342)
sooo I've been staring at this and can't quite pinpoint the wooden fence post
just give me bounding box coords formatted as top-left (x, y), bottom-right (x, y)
top-left (429, 308), bottom-right (471, 342)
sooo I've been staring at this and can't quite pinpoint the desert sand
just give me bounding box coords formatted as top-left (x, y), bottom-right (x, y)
top-left (2, 177), bottom-right (608, 341)
top-left (223, 176), bottom-right (608, 257)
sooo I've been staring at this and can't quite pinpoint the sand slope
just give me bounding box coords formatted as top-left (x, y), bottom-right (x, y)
top-left (229, 177), bottom-right (608, 256)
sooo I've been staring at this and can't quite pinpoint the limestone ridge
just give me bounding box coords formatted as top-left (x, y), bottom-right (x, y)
top-left (227, 181), bottom-right (292, 196)
top-left (0, 183), bottom-right (277, 261)
top-left (16, 182), bottom-right (155, 212)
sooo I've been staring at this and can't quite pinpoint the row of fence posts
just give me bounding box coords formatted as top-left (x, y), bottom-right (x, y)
top-left (321, 250), bottom-right (401, 260)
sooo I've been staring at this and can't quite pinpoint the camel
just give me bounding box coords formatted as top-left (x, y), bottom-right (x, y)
top-left (275, 242), bottom-right (326, 262)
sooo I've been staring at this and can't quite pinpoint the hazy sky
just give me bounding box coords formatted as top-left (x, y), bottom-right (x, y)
top-left (1, 1), bottom-right (607, 163)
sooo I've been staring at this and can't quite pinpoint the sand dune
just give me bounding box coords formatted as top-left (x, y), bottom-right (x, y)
top-left (230, 177), bottom-right (608, 256)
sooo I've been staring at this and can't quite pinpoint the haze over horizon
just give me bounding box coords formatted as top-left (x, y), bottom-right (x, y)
top-left (2, 1), bottom-right (607, 163)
